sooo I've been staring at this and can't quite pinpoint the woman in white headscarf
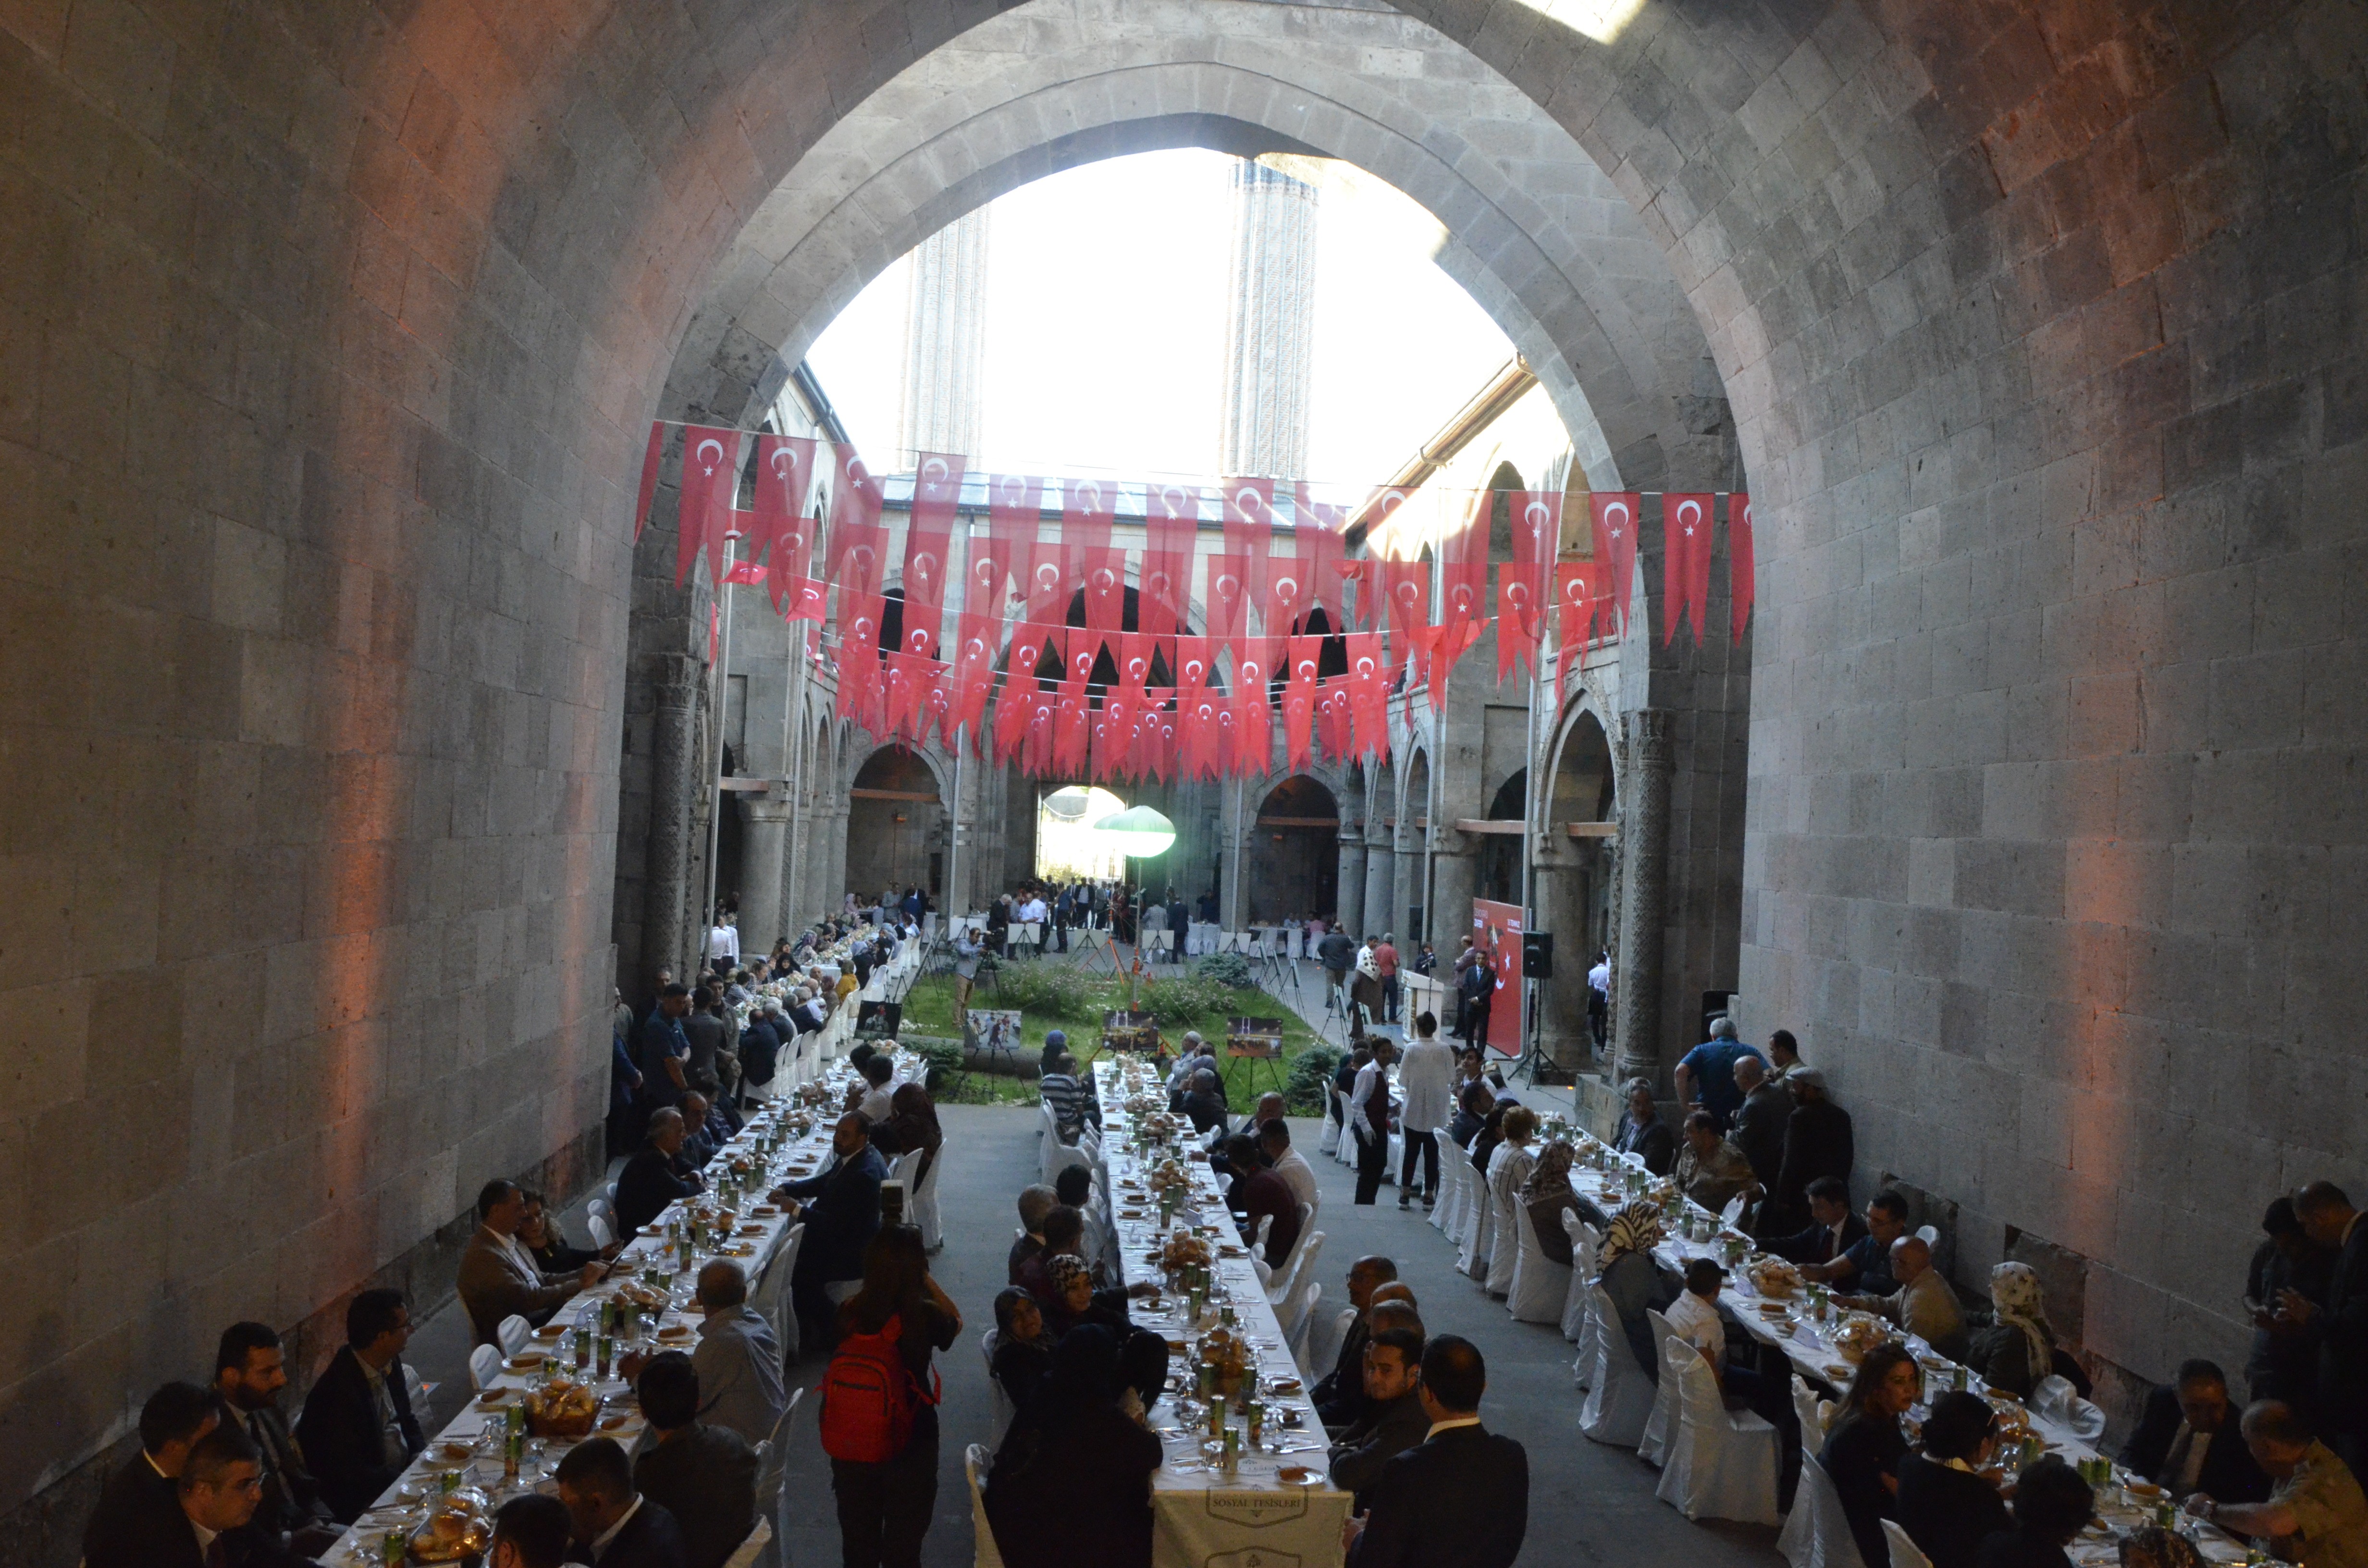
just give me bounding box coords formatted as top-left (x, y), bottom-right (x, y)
top-left (1965, 1261), bottom-right (2062, 1398)
top-left (1598, 1199), bottom-right (1672, 1376)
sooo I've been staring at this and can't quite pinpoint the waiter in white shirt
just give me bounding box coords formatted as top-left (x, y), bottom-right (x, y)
top-left (1349, 1038), bottom-right (1398, 1206)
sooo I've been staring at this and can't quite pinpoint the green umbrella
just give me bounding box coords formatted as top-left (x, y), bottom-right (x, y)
top-left (1091, 803), bottom-right (1177, 859)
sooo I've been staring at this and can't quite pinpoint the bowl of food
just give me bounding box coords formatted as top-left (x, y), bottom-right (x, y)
top-left (406, 1491), bottom-right (493, 1564)
top-left (521, 1378), bottom-right (601, 1438)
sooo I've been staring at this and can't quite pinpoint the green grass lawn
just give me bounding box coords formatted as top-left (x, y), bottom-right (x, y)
top-left (893, 958), bottom-right (1333, 1114)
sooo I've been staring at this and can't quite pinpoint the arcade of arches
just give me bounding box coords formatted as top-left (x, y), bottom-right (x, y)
top-left (3, 0), bottom-right (2366, 1551)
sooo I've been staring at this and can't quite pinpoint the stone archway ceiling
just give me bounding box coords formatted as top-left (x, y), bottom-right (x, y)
top-left (658, 0), bottom-right (1733, 492)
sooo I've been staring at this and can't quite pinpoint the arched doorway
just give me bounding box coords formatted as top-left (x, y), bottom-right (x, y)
top-left (847, 746), bottom-right (945, 904)
top-left (1245, 775), bottom-right (1339, 923)
top-left (1540, 711), bottom-right (1616, 1065)
top-left (1476, 769), bottom-right (1526, 905)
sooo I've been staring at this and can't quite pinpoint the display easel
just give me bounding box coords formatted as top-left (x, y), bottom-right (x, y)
top-left (1222, 1016), bottom-right (1288, 1101)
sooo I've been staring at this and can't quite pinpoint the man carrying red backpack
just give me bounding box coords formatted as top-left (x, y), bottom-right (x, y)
top-left (817, 1225), bottom-right (962, 1568)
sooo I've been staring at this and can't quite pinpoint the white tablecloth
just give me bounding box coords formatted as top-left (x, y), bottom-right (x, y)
top-left (1094, 1061), bottom-right (1351, 1568)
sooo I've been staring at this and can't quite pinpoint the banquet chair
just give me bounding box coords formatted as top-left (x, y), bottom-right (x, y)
top-left (468, 1344), bottom-right (504, 1392)
top-left (603, 1180), bottom-right (618, 1214)
top-left (1286, 1283), bottom-right (1323, 1366)
top-left (1776, 1449), bottom-right (1865, 1568)
top-left (888, 1150), bottom-right (923, 1223)
top-left (1314, 1306), bottom-right (1358, 1379)
top-left (1456, 1150), bottom-right (1494, 1280)
top-left (497, 1315), bottom-right (531, 1358)
top-left (1654, 1337), bottom-right (1780, 1525)
top-left (1559, 1214), bottom-right (1600, 1341)
top-left (912, 1149), bottom-right (945, 1251)
top-left (1914, 1224), bottom-right (1939, 1247)
top-left (1577, 1286), bottom-right (1653, 1445)
top-left (1041, 1139), bottom-right (1092, 1192)
top-left (718, 1518), bottom-right (771, 1568)
top-left (587, 1213), bottom-right (615, 1249)
top-left (768, 1388), bottom-right (808, 1562)
top-left (761, 1224), bottom-right (807, 1361)
top-left (1791, 1370), bottom-right (1834, 1444)
top-left (1274, 1233), bottom-right (1326, 1339)
top-left (966, 1444), bottom-right (1007, 1568)
top-left (981, 1329), bottom-right (1015, 1446)
top-left (1428, 1128), bottom-right (1457, 1234)
top-left (1297, 1199), bottom-right (1317, 1238)
top-left (588, 1196), bottom-right (614, 1230)
top-left (2030, 1374), bottom-right (2107, 1441)
top-left (1506, 1201), bottom-right (1571, 1325)
top-left (1880, 1520), bottom-right (1934, 1568)
top-left (1638, 1308), bottom-right (1685, 1465)
top-left (1483, 1157), bottom-right (1529, 1297)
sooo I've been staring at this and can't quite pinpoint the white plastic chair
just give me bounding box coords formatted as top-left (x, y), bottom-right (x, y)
top-left (1777, 1449), bottom-right (1867, 1568)
top-left (1428, 1128), bottom-right (1457, 1233)
top-left (1638, 1307), bottom-right (1684, 1466)
top-left (497, 1315), bottom-right (531, 1358)
top-left (719, 1518), bottom-right (771, 1568)
top-left (588, 1197), bottom-right (614, 1229)
top-left (1655, 1336), bottom-right (1780, 1524)
top-left (913, 1147), bottom-right (945, 1250)
top-left (1914, 1224), bottom-right (1939, 1247)
top-left (1457, 1148), bottom-right (1494, 1280)
top-left (1559, 1214), bottom-right (1600, 1341)
top-left (754, 1385), bottom-right (797, 1530)
top-left (1578, 1286), bottom-right (1654, 1445)
top-left (771, 1388), bottom-right (806, 1556)
top-left (468, 1343), bottom-right (504, 1392)
top-left (1314, 1306), bottom-right (1358, 1379)
top-left (982, 1328), bottom-right (1016, 1446)
top-left (1248, 1213), bottom-right (1276, 1262)
top-left (1286, 1282), bottom-right (1323, 1367)
top-left (1506, 1201), bottom-right (1572, 1324)
top-left (1792, 1370), bottom-right (1833, 1442)
top-left (763, 1223), bottom-right (807, 1360)
top-left (967, 1443), bottom-right (1007, 1568)
top-left (1274, 1234), bottom-right (1326, 1338)
top-left (1880, 1520), bottom-right (1934, 1568)
top-left (587, 1213), bottom-right (615, 1249)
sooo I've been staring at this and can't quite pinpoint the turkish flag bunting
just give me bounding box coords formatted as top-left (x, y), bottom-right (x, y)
top-left (1282, 673), bottom-right (1315, 771)
top-left (1142, 482), bottom-right (1202, 638)
top-left (825, 445), bottom-right (884, 581)
top-left (1507, 491), bottom-right (1556, 642)
top-left (1205, 552), bottom-right (1250, 652)
top-left (1064, 629), bottom-right (1100, 687)
top-left (1554, 562), bottom-right (1603, 708)
top-left (1079, 547), bottom-right (1127, 633)
top-left (1728, 493), bottom-right (1755, 646)
top-left (839, 520), bottom-right (889, 600)
top-left (1662, 492), bottom-right (1715, 646)
top-left (726, 557), bottom-right (766, 585)
top-left (1438, 491), bottom-right (1489, 640)
top-left (1061, 476), bottom-right (1117, 589)
top-left (1378, 558), bottom-right (1428, 640)
top-left (837, 592), bottom-right (885, 722)
top-left (1054, 679), bottom-right (1090, 773)
top-left (949, 611), bottom-right (1000, 745)
top-left (1293, 486), bottom-right (1349, 615)
top-left (1425, 618), bottom-right (1484, 711)
top-left (752, 435), bottom-right (818, 588)
top-left (635, 422), bottom-right (666, 542)
top-left (981, 474), bottom-right (1045, 614)
top-left (675, 426), bottom-right (740, 588)
top-left (900, 453), bottom-right (965, 656)
top-left (1345, 632), bottom-right (1388, 759)
top-left (1216, 704), bottom-right (1240, 780)
top-left (1264, 538), bottom-right (1312, 637)
top-left (783, 576), bottom-right (829, 623)
top-left (1233, 640), bottom-right (1276, 777)
top-left (1495, 576), bottom-right (1540, 684)
top-left (1221, 478), bottom-right (1274, 616)
top-left (1181, 692), bottom-right (1218, 780)
top-left (1590, 492), bottom-right (1640, 637)
top-left (1117, 632), bottom-right (1159, 694)
top-left (1173, 636), bottom-right (1214, 695)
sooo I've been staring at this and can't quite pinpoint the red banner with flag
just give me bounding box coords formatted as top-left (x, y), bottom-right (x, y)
top-left (1143, 482), bottom-right (1201, 638)
top-left (825, 445), bottom-right (884, 582)
top-left (900, 453), bottom-right (964, 656)
top-left (1078, 547), bottom-right (1127, 634)
top-left (1470, 898), bottom-right (1524, 1056)
top-left (752, 435), bottom-right (817, 612)
top-left (1438, 492), bottom-right (1488, 644)
top-left (676, 426), bottom-right (740, 588)
top-left (981, 474), bottom-right (1044, 616)
top-left (1554, 561), bottom-right (1603, 707)
top-left (1590, 492), bottom-right (1640, 637)
top-left (1221, 478), bottom-right (1274, 622)
top-left (1663, 492), bottom-right (1714, 645)
top-left (1377, 557), bottom-right (1428, 642)
top-left (1728, 493), bottom-right (1754, 646)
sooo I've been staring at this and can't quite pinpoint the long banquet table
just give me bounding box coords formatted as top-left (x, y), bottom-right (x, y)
top-left (319, 1066), bottom-right (882, 1566)
top-left (1091, 1059), bottom-right (1353, 1568)
top-left (1562, 1145), bottom-right (2256, 1565)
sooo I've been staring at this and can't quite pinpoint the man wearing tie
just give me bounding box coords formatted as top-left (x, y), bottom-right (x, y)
top-left (211, 1323), bottom-right (338, 1553)
top-left (2120, 1360), bottom-right (2270, 1504)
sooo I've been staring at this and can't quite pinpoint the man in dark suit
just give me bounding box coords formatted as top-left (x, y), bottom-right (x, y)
top-left (629, 1352), bottom-right (757, 1568)
top-left (769, 1112), bottom-right (887, 1356)
top-left (555, 1436), bottom-right (689, 1568)
top-left (617, 1107), bottom-right (707, 1235)
top-left (1766, 1177), bottom-right (1871, 1266)
top-left (83, 1380), bottom-right (222, 1568)
top-left (2119, 1360), bottom-right (2271, 1504)
top-left (1327, 1328), bottom-right (1432, 1511)
top-left (1771, 1069), bottom-right (1855, 1232)
top-left (2286, 1181), bottom-right (2368, 1475)
top-left (147, 1425), bottom-right (318, 1568)
top-left (1342, 1335), bottom-right (1528, 1568)
top-left (296, 1288), bottom-right (425, 1522)
top-left (492, 1493), bottom-right (577, 1568)
top-left (212, 1322), bottom-right (338, 1552)
top-left (1313, 1257), bottom-right (1398, 1429)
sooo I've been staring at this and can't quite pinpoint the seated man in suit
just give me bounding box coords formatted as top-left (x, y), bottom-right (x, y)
top-left (555, 1436), bottom-right (688, 1568)
top-left (297, 1288), bottom-right (426, 1522)
top-left (458, 1178), bottom-right (604, 1345)
top-left (629, 1352), bottom-right (757, 1568)
top-left (212, 1321), bottom-right (338, 1553)
top-left (1341, 1335), bottom-right (1527, 1568)
top-left (158, 1425), bottom-right (317, 1568)
top-left (491, 1493), bottom-right (577, 1568)
top-left (83, 1380), bottom-right (222, 1568)
top-left (1765, 1177), bottom-right (1870, 1267)
top-left (2120, 1359), bottom-right (2271, 1504)
top-left (1313, 1257), bottom-right (1399, 1429)
top-left (1897, 1391), bottom-right (2012, 1568)
top-left (768, 1113), bottom-right (887, 1357)
top-left (1327, 1327), bottom-right (1432, 1511)
top-left (617, 1108), bottom-right (707, 1235)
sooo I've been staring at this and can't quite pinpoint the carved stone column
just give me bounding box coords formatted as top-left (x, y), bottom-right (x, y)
top-left (1335, 836), bottom-right (1367, 932)
top-left (1362, 842), bottom-right (1395, 939)
top-left (738, 794), bottom-right (794, 955)
top-left (1394, 829), bottom-right (1422, 946)
top-left (643, 654), bottom-right (701, 985)
top-left (1429, 845), bottom-right (1475, 955)
top-left (1614, 709), bottom-right (1673, 1088)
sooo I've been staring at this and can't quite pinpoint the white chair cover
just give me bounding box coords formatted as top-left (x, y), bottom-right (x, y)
top-left (1457, 1148), bottom-right (1494, 1280)
top-left (1505, 1200), bottom-right (1572, 1324)
top-left (496, 1315), bottom-right (531, 1358)
top-left (1792, 1371), bottom-right (1832, 1442)
top-left (759, 1223), bottom-right (807, 1361)
top-left (982, 1328), bottom-right (1015, 1446)
top-left (1655, 1337), bottom-right (1779, 1524)
top-left (1428, 1128), bottom-right (1457, 1234)
top-left (587, 1213), bottom-right (615, 1249)
top-left (754, 1387), bottom-right (799, 1529)
top-left (1249, 1213), bottom-right (1275, 1262)
top-left (1881, 1520), bottom-right (1934, 1568)
top-left (1313, 1306), bottom-right (1358, 1379)
top-left (967, 1444), bottom-right (1007, 1568)
top-left (1638, 1307), bottom-right (1683, 1466)
top-left (1286, 1282), bottom-right (1323, 1365)
top-left (1578, 1286), bottom-right (1654, 1446)
top-left (2031, 1374), bottom-right (2107, 1441)
top-left (1484, 1151), bottom-right (1532, 1296)
top-left (770, 1387), bottom-right (806, 1549)
top-left (467, 1343), bottom-right (503, 1392)
top-left (1777, 1451), bottom-right (1868, 1568)
top-left (1559, 1213), bottom-right (1600, 1341)
top-left (913, 1145), bottom-right (945, 1250)
top-left (718, 1517), bottom-right (771, 1568)
top-left (587, 1197), bottom-right (613, 1226)
top-left (1273, 1233), bottom-right (1326, 1335)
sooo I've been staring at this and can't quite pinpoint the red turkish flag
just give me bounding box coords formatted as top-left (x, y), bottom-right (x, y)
top-left (752, 434), bottom-right (816, 576)
top-left (1054, 679), bottom-right (1091, 773)
top-left (1205, 552), bottom-right (1250, 652)
top-left (1439, 491), bottom-right (1489, 643)
top-left (1022, 538), bottom-right (1069, 623)
top-left (1590, 492), bottom-right (1640, 637)
top-left (1116, 632), bottom-right (1158, 695)
top-left (1282, 672), bottom-right (1315, 771)
top-left (635, 421), bottom-right (666, 542)
top-left (726, 558), bottom-right (766, 586)
top-left (1078, 547), bottom-right (1127, 634)
top-left (1215, 704), bottom-right (1240, 780)
top-left (839, 520), bottom-right (889, 600)
top-left (1377, 558), bottom-right (1428, 640)
top-left (1293, 485), bottom-right (1349, 615)
top-left (1729, 492), bottom-right (1755, 646)
top-left (1507, 491), bottom-right (1556, 642)
top-left (1061, 476), bottom-right (1117, 597)
top-left (1233, 639), bottom-right (1276, 777)
top-left (1264, 537), bottom-right (1312, 637)
top-left (1063, 628), bottom-right (1100, 687)
top-left (948, 611), bottom-right (1000, 743)
top-left (1013, 623), bottom-right (1064, 686)
top-left (824, 445), bottom-right (884, 581)
top-left (1142, 482), bottom-right (1201, 638)
top-left (1345, 632), bottom-right (1388, 760)
top-left (1423, 619), bottom-right (1483, 711)
top-left (1662, 492), bottom-right (1715, 645)
top-left (783, 576), bottom-right (829, 623)
top-left (1221, 478), bottom-right (1274, 617)
top-left (1554, 562), bottom-right (1603, 707)
top-left (1495, 576), bottom-right (1539, 684)
top-left (675, 426), bottom-right (740, 588)
top-left (1173, 637), bottom-right (1214, 695)
top-left (980, 473), bottom-right (1044, 614)
top-left (1181, 692), bottom-right (1219, 780)
top-left (900, 453), bottom-right (965, 657)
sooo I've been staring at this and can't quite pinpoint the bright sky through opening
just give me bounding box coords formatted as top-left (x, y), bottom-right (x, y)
top-left (806, 149), bottom-right (1518, 494)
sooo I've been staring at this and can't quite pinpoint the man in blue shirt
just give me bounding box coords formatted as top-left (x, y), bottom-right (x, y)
top-left (1673, 1016), bottom-right (1766, 1128)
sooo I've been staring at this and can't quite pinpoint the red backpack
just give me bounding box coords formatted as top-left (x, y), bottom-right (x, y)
top-left (818, 1312), bottom-right (940, 1463)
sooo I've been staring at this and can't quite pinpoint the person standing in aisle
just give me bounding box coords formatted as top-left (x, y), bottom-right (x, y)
top-left (1351, 1038), bottom-right (1400, 1206)
top-left (1394, 1014), bottom-right (1455, 1210)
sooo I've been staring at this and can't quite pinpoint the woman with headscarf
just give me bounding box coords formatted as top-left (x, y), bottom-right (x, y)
top-left (871, 1082), bottom-right (944, 1187)
top-left (990, 1288), bottom-right (1054, 1410)
top-left (1047, 1253), bottom-right (1132, 1338)
top-left (1966, 1262), bottom-right (2070, 1400)
top-left (1522, 1141), bottom-right (1606, 1268)
top-left (1598, 1199), bottom-right (1675, 1375)
top-left (1113, 1328), bottom-right (1171, 1425)
top-left (985, 1324), bottom-right (1164, 1568)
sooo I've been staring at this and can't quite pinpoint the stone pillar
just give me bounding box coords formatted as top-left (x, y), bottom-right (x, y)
top-left (643, 654), bottom-right (701, 985)
top-left (1335, 837), bottom-right (1367, 932)
top-left (1531, 852), bottom-right (1590, 1070)
top-left (1614, 709), bottom-right (1673, 1088)
top-left (1430, 845), bottom-right (1475, 956)
top-left (1394, 832), bottom-right (1422, 946)
top-left (1362, 843), bottom-right (1395, 940)
top-left (738, 794), bottom-right (794, 954)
